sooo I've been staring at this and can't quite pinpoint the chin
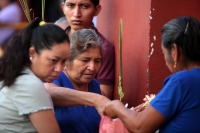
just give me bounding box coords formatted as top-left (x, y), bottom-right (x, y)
top-left (84, 79), bottom-right (93, 83)
top-left (72, 25), bottom-right (85, 30)
top-left (43, 79), bottom-right (53, 83)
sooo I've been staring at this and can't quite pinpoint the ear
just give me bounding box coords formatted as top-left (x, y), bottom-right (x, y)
top-left (29, 47), bottom-right (36, 59)
top-left (171, 43), bottom-right (179, 61)
top-left (94, 5), bottom-right (101, 16)
top-left (61, 3), bottom-right (65, 15)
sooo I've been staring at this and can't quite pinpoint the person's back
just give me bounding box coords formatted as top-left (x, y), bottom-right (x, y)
top-left (103, 16), bottom-right (200, 133)
top-left (151, 68), bottom-right (200, 133)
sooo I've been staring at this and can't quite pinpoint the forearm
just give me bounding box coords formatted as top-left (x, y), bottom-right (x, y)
top-left (114, 104), bottom-right (164, 133)
top-left (49, 87), bottom-right (101, 106)
top-left (112, 102), bottom-right (139, 132)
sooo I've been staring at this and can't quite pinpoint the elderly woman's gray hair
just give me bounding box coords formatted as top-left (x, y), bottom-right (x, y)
top-left (68, 29), bottom-right (103, 63)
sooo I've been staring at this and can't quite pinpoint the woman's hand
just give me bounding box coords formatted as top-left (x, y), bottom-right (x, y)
top-left (134, 94), bottom-right (156, 112)
top-left (143, 94), bottom-right (156, 107)
top-left (103, 100), bottom-right (124, 119)
top-left (93, 95), bottom-right (111, 116)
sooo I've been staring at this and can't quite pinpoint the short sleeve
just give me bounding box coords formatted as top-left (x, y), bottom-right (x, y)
top-left (96, 33), bottom-right (115, 85)
top-left (11, 78), bottom-right (53, 115)
top-left (150, 76), bottom-right (182, 119)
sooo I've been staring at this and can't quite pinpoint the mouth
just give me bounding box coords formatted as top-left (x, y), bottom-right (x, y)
top-left (83, 74), bottom-right (94, 79)
top-left (72, 20), bottom-right (82, 25)
top-left (49, 75), bottom-right (58, 80)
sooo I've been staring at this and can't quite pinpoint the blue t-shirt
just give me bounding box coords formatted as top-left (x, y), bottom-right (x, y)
top-left (53, 72), bottom-right (101, 133)
top-left (151, 68), bottom-right (200, 133)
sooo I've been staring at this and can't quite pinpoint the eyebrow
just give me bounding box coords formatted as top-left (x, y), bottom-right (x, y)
top-left (65, 1), bottom-right (91, 5)
top-left (51, 55), bottom-right (69, 59)
top-left (78, 56), bottom-right (102, 59)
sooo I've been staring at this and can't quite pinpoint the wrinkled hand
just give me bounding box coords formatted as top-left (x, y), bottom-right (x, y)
top-left (103, 100), bottom-right (124, 119)
top-left (94, 95), bottom-right (111, 116)
top-left (134, 94), bottom-right (156, 112)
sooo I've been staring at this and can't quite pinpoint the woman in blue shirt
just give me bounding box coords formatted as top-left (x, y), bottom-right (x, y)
top-left (47, 29), bottom-right (103, 133)
top-left (103, 16), bottom-right (200, 133)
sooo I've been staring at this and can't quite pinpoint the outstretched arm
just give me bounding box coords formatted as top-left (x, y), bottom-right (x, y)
top-left (103, 100), bottom-right (166, 133)
top-left (44, 83), bottom-right (110, 115)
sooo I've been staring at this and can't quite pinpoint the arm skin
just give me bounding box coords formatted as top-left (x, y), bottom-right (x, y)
top-left (134, 94), bottom-right (156, 112)
top-left (103, 100), bottom-right (167, 133)
top-left (134, 103), bottom-right (146, 112)
top-left (44, 83), bottom-right (111, 115)
top-left (29, 110), bottom-right (61, 133)
top-left (100, 84), bottom-right (113, 100)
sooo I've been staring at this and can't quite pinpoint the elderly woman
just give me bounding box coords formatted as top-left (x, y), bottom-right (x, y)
top-left (61, 0), bottom-right (115, 100)
top-left (46, 29), bottom-right (104, 133)
top-left (103, 16), bottom-right (200, 133)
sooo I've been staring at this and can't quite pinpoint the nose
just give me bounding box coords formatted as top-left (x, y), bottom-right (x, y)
top-left (54, 63), bottom-right (64, 73)
top-left (87, 61), bottom-right (95, 71)
top-left (73, 6), bottom-right (81, 17)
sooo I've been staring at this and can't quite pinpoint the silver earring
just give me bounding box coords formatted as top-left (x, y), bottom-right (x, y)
top-left (30, 57), bottom-right (32, 60)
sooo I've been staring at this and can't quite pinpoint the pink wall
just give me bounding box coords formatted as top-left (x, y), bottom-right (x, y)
top-left (97, 0), bottom-right (200, 107)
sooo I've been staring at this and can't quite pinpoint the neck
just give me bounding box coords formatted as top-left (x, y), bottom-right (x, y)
top-left (68, 28), bottom-right (75, 37)
top-left (185, 62), bottom-right (200, 70)
top-left (68, 24), bottom-right (94, 36)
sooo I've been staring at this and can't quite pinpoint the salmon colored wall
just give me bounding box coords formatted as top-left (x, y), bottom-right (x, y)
top-left (97, 0), bottom-right (151, 107)
top-left (97, 0), bottom-right (200, 107)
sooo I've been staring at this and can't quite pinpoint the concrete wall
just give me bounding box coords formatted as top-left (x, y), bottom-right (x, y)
top-left (97, 0), bottom-right (200, 107)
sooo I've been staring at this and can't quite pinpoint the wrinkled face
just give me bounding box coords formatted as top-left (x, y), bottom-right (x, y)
top-left (161, 45), bottom-right (174, 73)
top-left (62, 0), bottom-right (100, 32)
top-left (67, 47), bottom-right (102, 85)
top-left (30, 42), bottom-right (70, 82)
